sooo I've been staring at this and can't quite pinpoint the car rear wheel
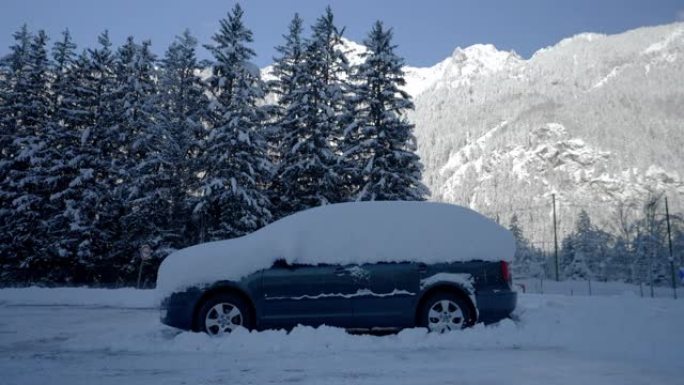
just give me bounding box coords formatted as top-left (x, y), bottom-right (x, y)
top-left (197, 293), bottom-right (253, 336)
top-left (419, 291), bottom-right (474, 333)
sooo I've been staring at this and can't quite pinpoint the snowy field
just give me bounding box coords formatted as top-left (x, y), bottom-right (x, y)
top-left (1, 287), bottom-right (683, 385)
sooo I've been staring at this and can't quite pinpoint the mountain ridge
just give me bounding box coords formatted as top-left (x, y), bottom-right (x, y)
top-left (406, 22), bottom-right (684, 245)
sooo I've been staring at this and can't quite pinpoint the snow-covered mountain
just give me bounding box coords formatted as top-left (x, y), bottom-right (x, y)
top-left (404, 23), bottom-right (684, 245)
top-left (261, 25), bottom-right (684, 245)
top-left (403, 44), bottom-right (523, 96)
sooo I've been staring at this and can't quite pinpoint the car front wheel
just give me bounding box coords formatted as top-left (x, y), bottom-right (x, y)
top-left (419, 291), bottom-right (474, 333)
top-left (196, 293), bottom-right (253, 336)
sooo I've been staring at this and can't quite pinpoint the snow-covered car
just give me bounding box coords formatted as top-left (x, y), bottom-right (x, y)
top-left (157, 201), bottom-right (517, 335)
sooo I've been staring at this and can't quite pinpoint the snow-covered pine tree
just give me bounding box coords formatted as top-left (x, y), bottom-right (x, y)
top-left (154, 30), bottom-right (209, 249)
top-left (199, 4), bottom-right (273, 240)
top-left (33, 30), bottom-right (83, 282)
top-left (589, 227), bottom-right (612, 281)
top-left (509, 214), bottom-right (545, 278)
top-left (631, 197), bottom-right (670, 286)
top-left (560, 233), bottom-right (592, 280)
top-left (345, 21), bottom-right (428, 201)
top-left (563, 245), bottom-right (591, 280)
top-left (0, 25), bottom-right (33, 280)
top-left (50, 29), bottom-right (77, 112)
top-left (273, 7), bottom-right (351, 216)
top-left (0, 25), bottom-right (32, 151)
top-left (575, 210), bottom-right (613, 281)
top-left (113, 38), bottom-right (163, 279)
top-left (673, 223), bottom-right (684, 269)
top-left (610, 236), bottom-right (632, 282)
top-left (559, 235), bottom-right (575, 278)
top-left (561, 213), bottom-right (587, 280)
top-left (560, 210), bottom-right (612, 280)
top-left (3, 30), bottom-right (54, 282)
top-left (269, 13), bottom-right (305, 127)
top-left (268, 13), bottom-right (307, 218)
top-left (62, 31), bottom-right (122, 283)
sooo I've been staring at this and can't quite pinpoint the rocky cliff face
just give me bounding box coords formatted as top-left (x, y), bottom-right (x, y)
top-left (405, 23), bottom-right (684, 244)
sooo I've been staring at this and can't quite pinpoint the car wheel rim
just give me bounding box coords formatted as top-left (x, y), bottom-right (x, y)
top-left (427, 299), bottom-right (464, 333)
top-left (205, 303), bottom-right (243, 336)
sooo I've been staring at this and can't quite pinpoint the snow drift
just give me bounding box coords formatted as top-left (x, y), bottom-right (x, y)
top-left (5, 289), bottom-right (681, 385)
top-left (156, 201), bottom-right (514, 296)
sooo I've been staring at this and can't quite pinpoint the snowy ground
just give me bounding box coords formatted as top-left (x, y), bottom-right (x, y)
top-left (516, 277), bottom-right (682, 298)
top-left (1, 287), bottom-right (683, 385)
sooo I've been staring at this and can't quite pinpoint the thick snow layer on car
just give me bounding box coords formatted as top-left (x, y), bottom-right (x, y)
top-left (156, 201), bottom-right (514, 296)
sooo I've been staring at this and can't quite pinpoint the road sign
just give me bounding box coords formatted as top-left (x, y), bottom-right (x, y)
top-left (140, 244), bottom-right (152, 260)
top-left (679, 267), bottom-right (684, 284)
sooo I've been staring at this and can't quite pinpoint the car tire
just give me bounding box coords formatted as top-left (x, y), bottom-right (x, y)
top-left (196, 292), bottom-right (253, 336)
top-left (418, 291), bottom-right (474, 332)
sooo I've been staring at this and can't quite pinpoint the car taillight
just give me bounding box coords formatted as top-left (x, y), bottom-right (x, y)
top-left (501, 260), bottom-right (511, 284)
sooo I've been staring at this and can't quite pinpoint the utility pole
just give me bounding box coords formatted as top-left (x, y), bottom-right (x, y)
top-left (665, 197), bottom-right (677, 299)
top-left (552, 193), bottom-right (559, 281)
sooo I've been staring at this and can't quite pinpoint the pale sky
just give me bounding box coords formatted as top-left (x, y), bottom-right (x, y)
top-left (2, 0), bottom-right (683, 67)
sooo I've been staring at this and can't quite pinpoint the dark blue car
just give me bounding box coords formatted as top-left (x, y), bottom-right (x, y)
top-left (160, 259), bottom-right (516, 335)
top-left (158, 201), bottom-right (517, 336)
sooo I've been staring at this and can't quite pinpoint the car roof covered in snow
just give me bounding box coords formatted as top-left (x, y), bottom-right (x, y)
top-left (156, 201), bottom-right (515, 296)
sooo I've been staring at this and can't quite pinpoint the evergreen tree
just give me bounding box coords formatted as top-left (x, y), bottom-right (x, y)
top-left (610, 236), bottom-right (632, 282)
top-left (560, 210), bottom-right (613, 280)
top-left (0, 25), bottom-right (32, 136)
top-left (155, 30), bottom-right (209, 249)
top-left (561, 212), bottom-right (589, 279)
top-left (4, 30), bottom-right (53, 282)
top-left (273, 7), bottom-right (350, 216)
top-left (560, 233), bottom-right (590, 280)
top-left (34, 30), bottom-right (83, 282)
top-left (590, 228), bottom-right (612, 281)
top-left (113, 37), bottom-right (162, 278)
top-left (0, 25), bottom-right (33, 279)
top-left (65, 31), bottom-right (121, 283)
top-left (113, 30), bottom-right (211, 283)
top-left (269, 13), bottom-right (305, 122)
top-left (345, 21), bottom-right (428, 201)
top-left (672, 224), bottom-right (684, 270)
top-left (199, 4), bottom-right (273, 240)
top-left (509, 214), bottom-right (545, 278)
top-left (50, 29), bottom-right (77, 111)
top-left (268, 13), bottom-right (306, 218)
top-left (559, 235), bottom-right (575, 278)
top-left (631, 197), bottom-right (669, 285)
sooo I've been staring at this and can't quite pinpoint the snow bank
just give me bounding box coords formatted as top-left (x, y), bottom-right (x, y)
top-left (4, 292), bottom-right (682, 384)
top-left (516, 278), bottom-right (681, 298)
top-left (0, 287), bottom-right (157, 308)
top-left (156, 201), bottom-right (514, 296)
top-left (53, 294), bottom-right (684, 370)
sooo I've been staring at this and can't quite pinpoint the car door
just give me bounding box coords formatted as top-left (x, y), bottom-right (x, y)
top-left (349, 262), bottom-right (420, 328)
top-left (258, 260), bottom-right (357, 329)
